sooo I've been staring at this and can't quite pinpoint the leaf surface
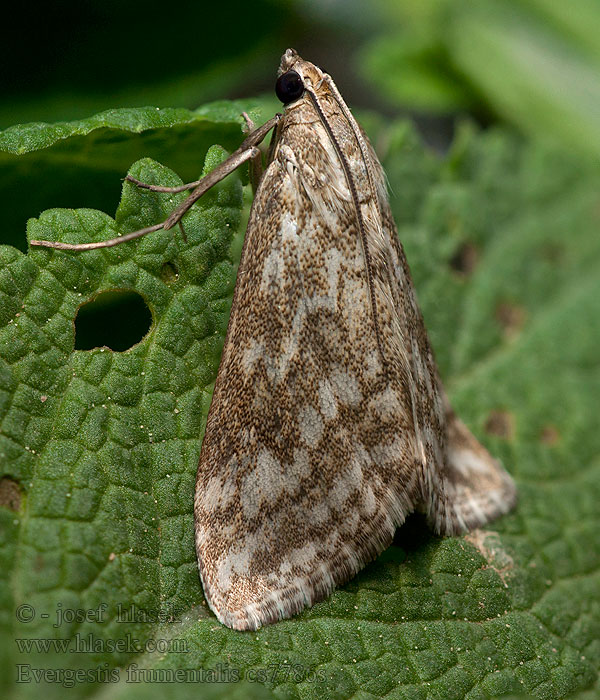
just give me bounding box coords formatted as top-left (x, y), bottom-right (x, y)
top-left (1, 105), bottom-right (598, 699)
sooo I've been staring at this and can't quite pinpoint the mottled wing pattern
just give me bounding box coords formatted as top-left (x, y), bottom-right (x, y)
top-left (194, 50), bottom-right (516, 631)
top-left (195, 119), bottom-right (421, 632)
top-left (325, 75), bottom-right (516, 536)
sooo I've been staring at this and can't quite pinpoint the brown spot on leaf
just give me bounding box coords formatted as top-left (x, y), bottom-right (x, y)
top-left (464, 529), bottom-right (514, 588)
top-left (450, 242), bottom-right (479, 276)
top-left (539, 242), bottom-right (565, 264)
top-left (540, 425), bottom-right (560, 446)
top-left (484, 411), bottom-right (514, 439)
top-left (495, 302), bottom-right (526, 339)
top-left (0, 478), bottom-right (21, 511)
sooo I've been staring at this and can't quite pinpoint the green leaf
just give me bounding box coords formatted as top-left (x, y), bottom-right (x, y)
top-left (360, 32), bottom-right (475, 113)
top-left (1, 104), bottom-right (599, 699)
top-left (0, 99), bottom-right (277, 253)
top-left (359, 0), bottom-right (600, 158)
top-left (445, 1), bottom-right (600, 159)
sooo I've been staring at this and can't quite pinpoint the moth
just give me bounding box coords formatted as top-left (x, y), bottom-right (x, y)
top-left (32, 49), bottom-right (517, 631)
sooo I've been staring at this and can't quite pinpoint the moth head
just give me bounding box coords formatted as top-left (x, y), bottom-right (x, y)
top-left (276, 48), bottom-right (326, 105)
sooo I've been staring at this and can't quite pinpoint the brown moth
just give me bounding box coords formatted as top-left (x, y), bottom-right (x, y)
top-left (32, 49), bottom-right (517, 632)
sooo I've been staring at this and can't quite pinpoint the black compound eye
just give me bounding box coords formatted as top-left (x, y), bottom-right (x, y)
top-left (275, 70), bottom-right (304, 104)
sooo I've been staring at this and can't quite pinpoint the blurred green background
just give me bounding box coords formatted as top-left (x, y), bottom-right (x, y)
top-left (4, 0), bottom-right (600, 147)
top-left (2, 0), bottom-right (599, 366)
top-left (3, 0), bottom-right (599, 251)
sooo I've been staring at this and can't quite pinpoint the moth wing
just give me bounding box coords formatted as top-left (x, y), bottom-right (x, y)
top-left (194, 128), bottom-right (422, 631)
top-left (370, 144), bottom-right (517, 536)
top-left (425, 404), bottom-right (517, 535)
top-left (196, 95), bottom-right (516, 631)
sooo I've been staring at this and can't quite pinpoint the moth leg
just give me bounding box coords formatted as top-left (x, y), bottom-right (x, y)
top-left (247, 143), bottom-right (263, 193)
top-left (162, 145), bottom-right (261, 230)
top-left (30, 114), bottom-right (281, 251)
top-left (126, 110), bottom-right (274, 201)
top-left (241, 111), bottom-right (256, 132)
top-left (159, 111), bottom-right (281, 229)
top-left (248, 149), bottom-right (263, 193)
top-left (124, 175), bottom-right (204, 194)
top-left (125, 111), bottom-right (270, 194)
top-left (178, 220), bottom-right (188, 243)
top-left (241, 112), bottom-right (263, 191)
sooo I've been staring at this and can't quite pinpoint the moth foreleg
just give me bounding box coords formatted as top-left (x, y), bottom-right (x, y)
top-left (241, 111), bottom-right (257, 132)
top-left (241, 112), bottom-right (263, 190)
top-left (161, 112), bottom-right (281, 231)
top-left (162, 145), bottom-right (261, 230)
top-left (123, 112), bottom-right (275, 196)
top-left (30, 114), bottom-right (281, 252)
top-left (124, 175), bottom-right (205, 194)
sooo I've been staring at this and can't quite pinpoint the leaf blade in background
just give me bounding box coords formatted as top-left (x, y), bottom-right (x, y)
top-left (0, 99), bottom-right (278, 252)
top-left (356, 0), bottom-right (600, 158)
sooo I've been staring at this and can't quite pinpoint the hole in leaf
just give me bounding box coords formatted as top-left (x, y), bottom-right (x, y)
top-left (75, 291), bottom-right (152, 351)
top-left (484, 410), bottom-right (514, 439)
top-left (0, 477), bottom-right (22, 511)
top-left (160, 261), bottom-right (179, 284)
